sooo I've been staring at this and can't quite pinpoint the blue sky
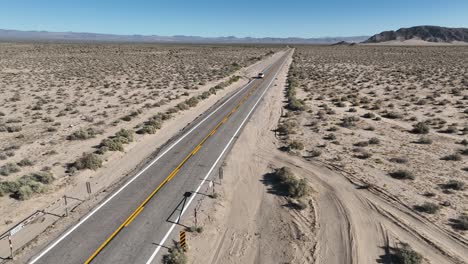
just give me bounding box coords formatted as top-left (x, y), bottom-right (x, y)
top-left (0, 0), bottom-right (467, 38)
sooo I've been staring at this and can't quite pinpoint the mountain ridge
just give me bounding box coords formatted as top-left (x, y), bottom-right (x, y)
top-left (364, 25), bottom-right (468, 43)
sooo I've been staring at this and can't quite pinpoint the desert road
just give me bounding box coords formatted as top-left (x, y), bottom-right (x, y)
top-left (29, 49), bottom-right (292, 264)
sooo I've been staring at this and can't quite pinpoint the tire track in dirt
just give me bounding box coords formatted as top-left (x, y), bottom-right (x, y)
top-left (263, 152), bottom-right (468, 264)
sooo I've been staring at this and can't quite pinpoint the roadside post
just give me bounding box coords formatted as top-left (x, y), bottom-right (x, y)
top-left (86, 181), bottom-right (92, 196)
top-left (179, 231), bottom-right (187, 250)
top-left (219, 167), bottom-right (223, 185)
top-left (8, 235), bottom-right (13, 259)
top-left (194, 208), bottom-right (198, 228)
top-left (64, 195), bottom-right (69, 217)
top-left (209, 180), bottom-right (215, 196)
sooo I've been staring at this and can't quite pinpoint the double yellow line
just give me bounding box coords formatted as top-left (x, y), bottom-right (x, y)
top-left (84, 73), bottom-right (269, 263)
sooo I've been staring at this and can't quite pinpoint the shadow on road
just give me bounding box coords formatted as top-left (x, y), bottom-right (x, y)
top-left (165, 192), bottom-right (194, 228)
top-left (151, 242), bottom-right (170, 250)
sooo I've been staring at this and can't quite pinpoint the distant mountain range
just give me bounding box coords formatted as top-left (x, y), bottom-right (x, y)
top-left (0, 29), bottom-right (369, 44)
top-left (2, 26), bottom-right (466, 45)
top-left (364, 26), bottom-right (468, 43)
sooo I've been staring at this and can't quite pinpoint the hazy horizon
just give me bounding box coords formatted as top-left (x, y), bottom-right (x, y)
top-left (0, 27), bottom-right (372, 39)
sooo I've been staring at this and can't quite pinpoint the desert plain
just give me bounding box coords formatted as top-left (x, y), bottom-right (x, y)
top-left (0, 43), bottom-right (467, 264)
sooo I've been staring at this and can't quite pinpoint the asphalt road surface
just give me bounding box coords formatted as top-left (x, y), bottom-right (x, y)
top-left (29, 49), bottom-right (292, 264)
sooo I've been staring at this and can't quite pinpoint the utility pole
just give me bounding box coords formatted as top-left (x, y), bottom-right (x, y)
top-left (194, 208), bottom-right (198, 228)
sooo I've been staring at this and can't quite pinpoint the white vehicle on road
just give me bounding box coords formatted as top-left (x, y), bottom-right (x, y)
top-left (258, 72), bottom-right (265, 78)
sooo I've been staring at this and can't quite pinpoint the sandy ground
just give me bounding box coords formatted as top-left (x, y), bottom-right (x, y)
top-left (1, 47), bottom-right (287, 262)
top-left (186, 47), bottom-right (468, 264)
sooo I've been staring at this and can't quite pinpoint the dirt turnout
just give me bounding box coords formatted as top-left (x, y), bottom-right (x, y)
top-left (188, 46), bottom-right (468, 264)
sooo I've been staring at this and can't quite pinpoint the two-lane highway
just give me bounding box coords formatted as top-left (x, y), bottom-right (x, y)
top-left (30, 48), bottom-right (292, 264)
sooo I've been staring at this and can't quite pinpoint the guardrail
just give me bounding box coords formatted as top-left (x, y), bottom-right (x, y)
top-left (0, 194), bottom-right (84, 262)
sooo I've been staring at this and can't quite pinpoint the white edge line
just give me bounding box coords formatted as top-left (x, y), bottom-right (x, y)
top-left (28, 72), bottom-right (258, 264)
top-left (145, 51), bottom-right (290, 264)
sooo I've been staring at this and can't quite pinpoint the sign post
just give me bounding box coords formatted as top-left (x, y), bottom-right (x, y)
top-left (194, 208), bottom-right (198, 228)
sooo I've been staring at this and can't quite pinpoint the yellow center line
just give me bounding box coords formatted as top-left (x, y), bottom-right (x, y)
top-left (166, 168), bottom-right (179, 182)
top-left (198, 134), bottom-right (211, 146)
top-left (191, 145), bottom-right (202, 155)
top-left (84, 71), bottom-right (273, 264)
top-left (124, 207), bottom-right (144, 227)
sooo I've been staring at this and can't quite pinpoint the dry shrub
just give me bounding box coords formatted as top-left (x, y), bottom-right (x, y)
top-left (389, 169), bottom-right (415, 180)
top-left (163, 244), bottom-right (187, 264)
top-left (74, 153), bottom-right (102, 170)
top-left (274, 167), bottom-right (309, 198)
top-left (411, 122), bottom-right (430, 134)
top-left (414, 202), bottom-right (440, 214)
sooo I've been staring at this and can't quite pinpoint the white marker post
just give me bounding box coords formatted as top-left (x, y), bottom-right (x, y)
top-left (209, 180), bottom-right (214, 196)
